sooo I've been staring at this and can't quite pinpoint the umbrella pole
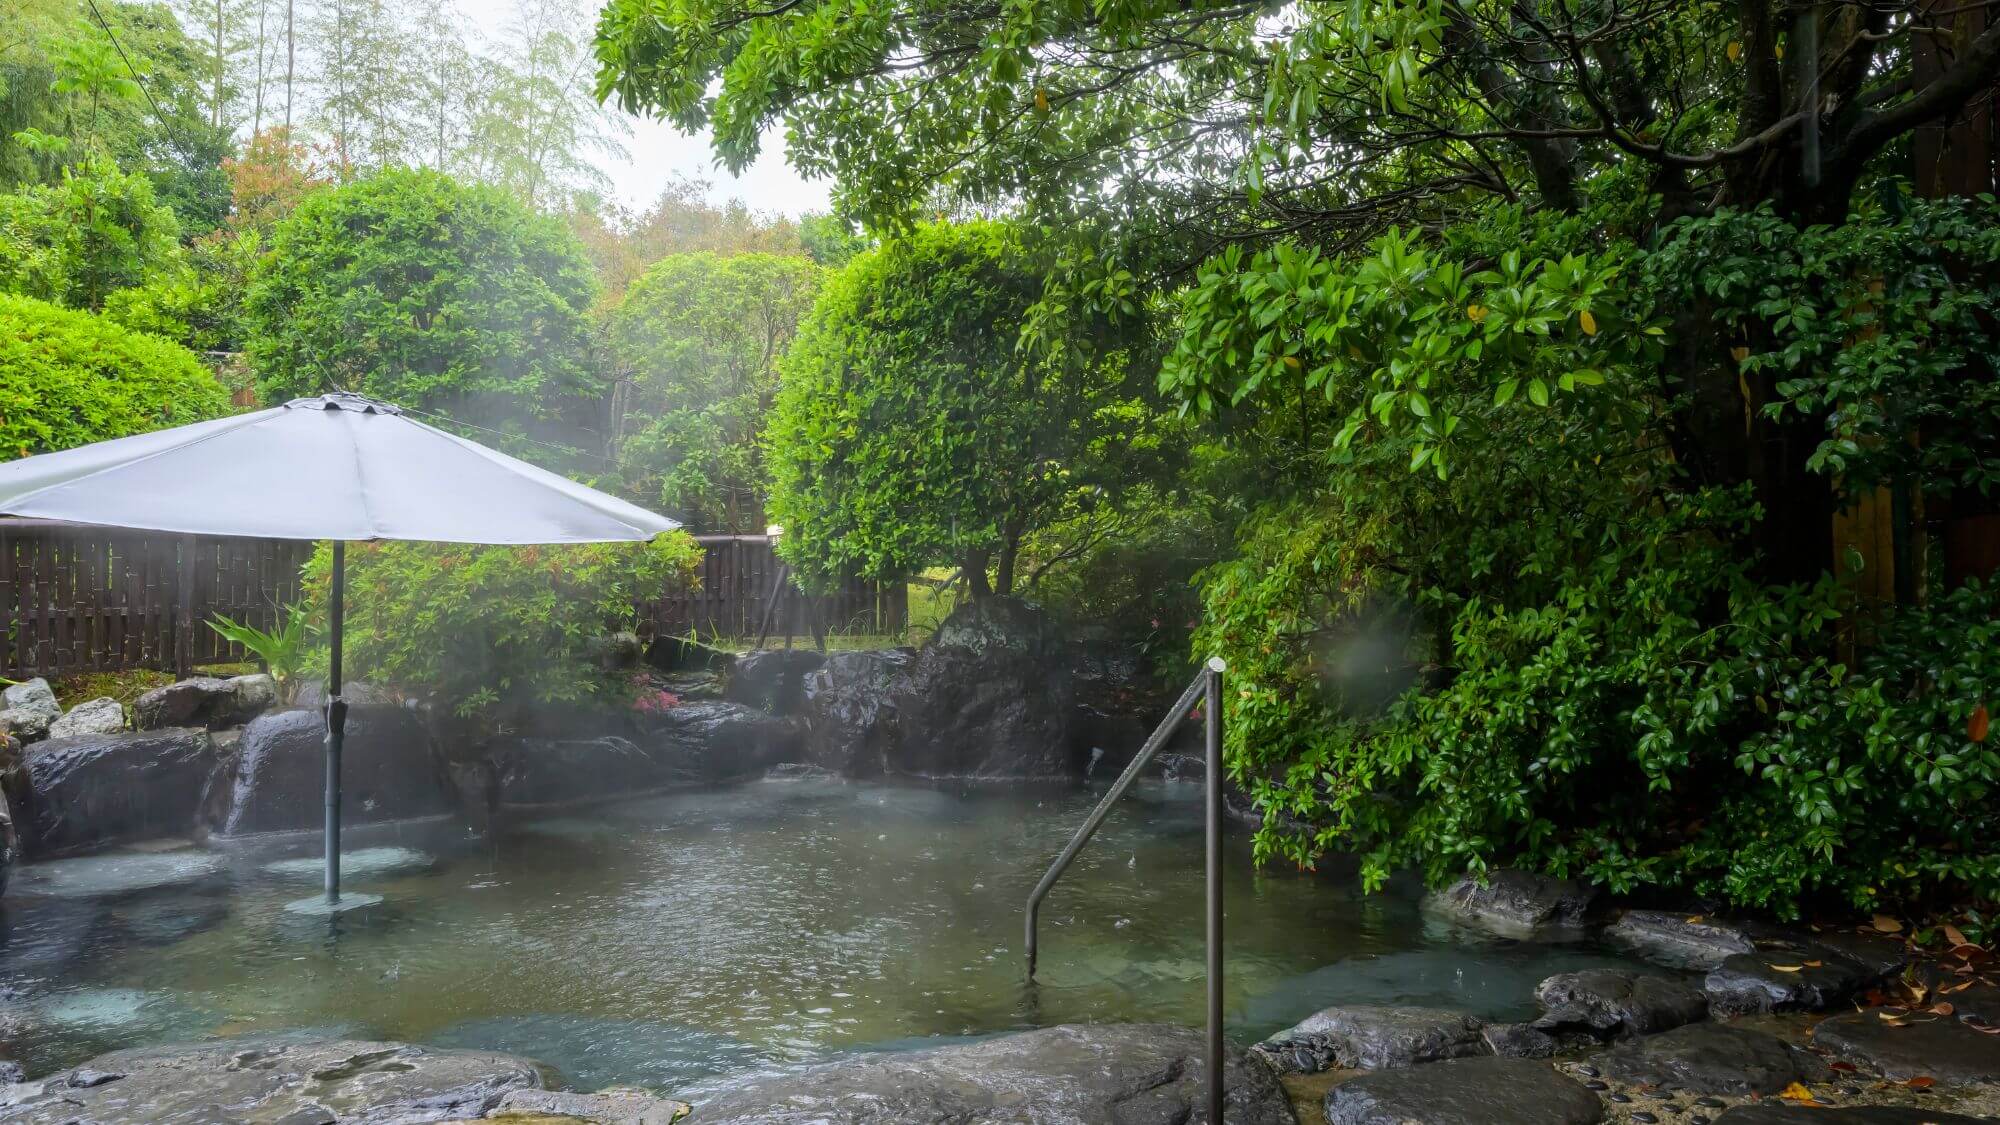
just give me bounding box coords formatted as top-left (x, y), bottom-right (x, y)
top-left (324, 540), bottom-right (346, 903)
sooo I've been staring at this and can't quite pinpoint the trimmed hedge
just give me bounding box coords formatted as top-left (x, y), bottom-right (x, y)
top-left (0, 293), bottom-right (231, 460)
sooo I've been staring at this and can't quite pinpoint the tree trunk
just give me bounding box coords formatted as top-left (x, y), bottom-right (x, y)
top-left (963, 550), bottom-right (993, 600)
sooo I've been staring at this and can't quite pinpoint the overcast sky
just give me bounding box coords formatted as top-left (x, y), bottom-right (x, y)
top-left (461, 1), bottom-right (835, 217)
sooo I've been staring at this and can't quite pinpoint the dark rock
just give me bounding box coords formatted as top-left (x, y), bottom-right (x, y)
top-left (1255, 1004), bottom-right (1488, 1073)
top-left (498, 736), bottom-right (663, 807)
top-left (132, 674), bottom-right (275, 731)
top-left (655, 669), bottom-right (725, 702)
top-left (1605, 910), bottom-right (1756, 970)
top-left (586, 631), bottom-right (645, 671)
top-left (1425, 868), bottom-right (1600, 938)
top-left (1703, 951), bottom-right (1874, 1015)
top-left (1068, 642), bottom-right (1188, 773)
top-left (212, 708), bottom-right (449, 836)
top-left (1323, 1056), bottom-right (1602, 1125)
top-left (1481, 1022), bottom-right (1558, 1059)
top-left (1812, 1007), bottom-right (2000, 1084)
top-left (1944, 981), bottom-right (2000, 1025)
top-left (46, 698), bottom-right (124, 740)
top-left (1590, 1022), bottom-right (1831, 1095)
top-left (891, 599), bottom-right (1078, 778)
top-left (1789, 928), bottom-right (1910, 979)
top-left (0, 680), bottom-right (59, 743)
top-left (726, 650), bottom-right (826, 716)
top-left (20, 729), bottom-right (213, 855)
top-left (445, 758), bottom-right (500, 835)
top-left (800, 650), bottom-right (913, 776)
top-left (0, 1038), bottom-right (543, 1123)
top-left (291, 680), bottom-right (399, 710)
top-left (690, 1023), bottom-right (1293, 1124)
top-left (1533, 969), bottom-right (1708, 1038)
top-left (639, 700), bottom-right (801, 780)
top-left (0, 1061), bottom-right (21, 1084)
top-left (1713, 1107), bottom-right (1990, 1124)
top-left (489, 1087), bottom-right (689, 1123)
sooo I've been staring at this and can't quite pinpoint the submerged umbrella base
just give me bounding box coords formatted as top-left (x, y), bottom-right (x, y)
top-left (282, 892), bottom-right (385, 917)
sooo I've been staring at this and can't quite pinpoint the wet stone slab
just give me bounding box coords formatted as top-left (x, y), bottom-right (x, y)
top-left (687, 1023), bottom-right (1293, 1124)
top-left (1711, 1107), bottom-right (1992, 1123)
top-left (1323, 1056), bottom-right (1603, 1124)
top-left (1255, 1004), bottom-right (1488, 1074)
top-left (1588, 1022), bottom-right (1831, 1096)
top-left (1812, 1008), bottom-right (2000, 1085)
top-left (1704, 952), bottom-right (1876, 1016)
top-left (0, 1038), bottom-right (544, 1123)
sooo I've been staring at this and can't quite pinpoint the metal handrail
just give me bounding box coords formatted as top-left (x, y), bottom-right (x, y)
top-left (1025, 656), bottom-right (1226, 1121)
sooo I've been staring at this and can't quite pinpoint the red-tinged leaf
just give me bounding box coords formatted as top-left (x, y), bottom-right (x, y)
top-left (1828, 1061), bottom-right (1858, 1072)
top-left (1804, 960), bottom-right (1824, 968)
top-left (1905, 1076), bottom-right (1936, 1089)
top-left (1932, 1002), bottom-right (1956, 1017)
top-left (1971, 703), bottom-right (1990, 743)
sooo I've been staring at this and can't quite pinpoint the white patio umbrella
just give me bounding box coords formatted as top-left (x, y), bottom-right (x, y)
top-left (0, 392), bottom-right (680, 909)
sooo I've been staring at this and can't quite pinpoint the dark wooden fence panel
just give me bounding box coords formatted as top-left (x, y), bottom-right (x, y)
top-left (1, 524), bottom-right (905, 680)
top-left (0, 520), bottom-right (314, 679)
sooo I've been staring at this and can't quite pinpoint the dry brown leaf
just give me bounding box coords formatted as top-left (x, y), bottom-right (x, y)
top-left (1942, 923), bottom-right (1969, 948)
top-left (1770, 964), bottom-right (1805, 973)
top-left (1972, 703), bottom-right (1990, 744)
top-left (1905, 1076), bottom-right (1936, 1089)
top-left (1685, 914), bottom-right (1706, 924)
top-left (1931, 1002), bottom-right (1955, 1017)
top-left (1804, 960), bottom-right (1824, 968)
top-left (1872, 914), bottom-right (1904, 934)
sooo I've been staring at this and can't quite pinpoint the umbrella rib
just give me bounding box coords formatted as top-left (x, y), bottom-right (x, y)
top-left (339, 407), bottom-right (382, 541)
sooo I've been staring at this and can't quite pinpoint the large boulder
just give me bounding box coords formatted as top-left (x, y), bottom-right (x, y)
top-left (488, 1087), bottom-right (690, 1123)
top-left (640, 700), bottom-right (801, 780)
top-left (132, 674), bottom-right (276, 731)
top-left (0, 680), bottom-right (60, 743)
top-left (1532, 969), bottom-right (1708, 1039)
top-left (46, 698), bottom-right (124, 740)
top-left (800, 649), bottom-right (913, 776)
top-left (0, 1038), bottom-right (543, 1123)
top-left (210, 707), bottom-right (450, 836)
top-left (19, 729), bottom-right (213, 855)
top-left (890, 598), bottom-right (1079, 778)
top-left (726, 649), bottom-right (826, 716)
top-left (1323, 1056), bottom-right (1602, 1125)
top-left (688, 1023), bottom-right (1294, 1124)
top-left (1588, 1022), bottom-right (1831, 1096)
top-left (497, 736), bottom-right (662, 807)
top-left (1424, 868), bottom-right (1600, 938)
top-left (1255, 1005), bottom-right (1488, 1074)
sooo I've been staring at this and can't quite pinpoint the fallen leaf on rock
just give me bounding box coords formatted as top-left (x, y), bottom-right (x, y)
top-left (1779, 1082), bottom-right (1814, 1101)
top-left (1931, 1002), bottom-right (1955, 1016)
top-left (1873, 914), bottom-right (1905, 934)
top-left (1942, 923), bottom-right (1969, 947)
top-left (1905, 1076), bottom-right (1936, 1089)
top-left (1805, 959), bottom-right (1824, 968)
top-left (1771, 964), bottom-right (1805, 973)
top-left (1829, 1061), bottom-right (1858, 1072)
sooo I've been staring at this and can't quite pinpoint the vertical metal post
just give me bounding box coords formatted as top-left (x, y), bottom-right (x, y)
top-left (1204, 655), bottom-right (1225, 1123)
top-left (324, 541), bottom-right (346, 903)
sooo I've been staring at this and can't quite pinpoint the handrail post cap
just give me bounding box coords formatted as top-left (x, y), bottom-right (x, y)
top-left (1205, 656), bottom-right (1226, 673)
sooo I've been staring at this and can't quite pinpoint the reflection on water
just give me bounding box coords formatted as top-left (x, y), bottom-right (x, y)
top-left (0, 777), bottom-right (1636, 1090)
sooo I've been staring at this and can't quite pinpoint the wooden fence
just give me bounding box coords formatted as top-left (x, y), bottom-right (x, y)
top-left (0, 522), bottom-right (903, 681)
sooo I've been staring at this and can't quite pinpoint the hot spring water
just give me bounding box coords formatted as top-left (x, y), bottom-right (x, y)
top-left (0, 775), bottom-right (1638, 1091)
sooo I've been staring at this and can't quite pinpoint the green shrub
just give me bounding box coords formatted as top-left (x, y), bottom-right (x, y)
top-left (303, 534), bottom-right (703, 741)
top-left (0, 158), bottom-right (182, 310)
top-left (0, 293), bottom-right (230, 459)
top-left (246, 169), bottom-right (601, 431)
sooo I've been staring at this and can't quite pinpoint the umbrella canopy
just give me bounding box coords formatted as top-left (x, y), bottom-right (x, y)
top-left (0, 392), bottom-right (678, 543)
top-left (0, 392), bottom-right (680, 910)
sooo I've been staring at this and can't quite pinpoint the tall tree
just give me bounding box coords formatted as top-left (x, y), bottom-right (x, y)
top-left (595, 0), bottom-right (2000, 584)
top-left (471, 0), bottom-right (623, 211)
